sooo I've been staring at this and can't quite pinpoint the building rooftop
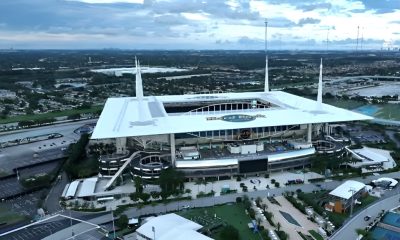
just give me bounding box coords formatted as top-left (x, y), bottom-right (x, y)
top-left (329, 180), bottom-right (366, 200)
top-left (91, 90), bottom-right (372, 139)
top-left (136, 213), bottom-right (213, 240)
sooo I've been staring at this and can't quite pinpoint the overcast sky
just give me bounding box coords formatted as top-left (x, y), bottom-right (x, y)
top-left (0, 0), bottom-right (399, 50)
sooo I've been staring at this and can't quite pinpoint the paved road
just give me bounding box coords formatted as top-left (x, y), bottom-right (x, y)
top-left (330, 187), bottom-right (400, 240)
top-left (45, 171), bottom-right (69, 213)
top-left (0, 119), bottom-right (97, 142)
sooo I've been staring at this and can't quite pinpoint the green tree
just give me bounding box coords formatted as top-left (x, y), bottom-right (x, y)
top-left (150, 191), bottom-right (160, 200)
top-left (134, 176), bottom-right (143, 193)
top-left (158, 168), bottom-right (185, 196)
top-left (277, 222), bottom-right (281, 231)
top-left (129, 192), bottom-right (140, 202)
top-left (219, 225), bottom-right (239, 240)
top-left (116, 214), bottom-right (129, 229)
top-left (139, 193), bottom-right (151, 203)
top-left (64, 134), bottom-right (90, 179)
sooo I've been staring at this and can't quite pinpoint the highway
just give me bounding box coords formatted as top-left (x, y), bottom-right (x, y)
top-left (0, 119), bottom-right (97, 142)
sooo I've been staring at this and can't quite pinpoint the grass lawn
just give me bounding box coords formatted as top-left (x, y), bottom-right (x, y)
top-left (375, 104), bottom-right (400, 120)
top-left (323, 99), bottom-right (365, 110)
top-left (178, 203), bottom-right (260, 240)
top-left (308, 230), bottom-right (324, 240)
top-left (0, 105), bottom-right (103, 124)
top-left (299, 191), bottom-right (378, 227)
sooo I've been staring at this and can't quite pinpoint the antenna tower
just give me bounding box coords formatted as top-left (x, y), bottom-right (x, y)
top-left (356, 26), bottom-right (360, 52)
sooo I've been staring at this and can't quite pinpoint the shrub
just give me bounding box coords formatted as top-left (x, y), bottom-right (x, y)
top-left (248, 208), bottom-right (256, 219)
top-left (274, 182), bottom-right (280, 188)
top-left (116, 214), bottom-right (129, 229)
top-left (271, 179), bottom-right (276, 184)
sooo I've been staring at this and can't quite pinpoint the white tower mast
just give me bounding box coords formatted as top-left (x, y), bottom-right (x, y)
top-left (135, 57), bottom-right (144, 101)
top-left (317, 59), bottom-right (323, 109)
top-left (264, 19), bottom-right (269, 92)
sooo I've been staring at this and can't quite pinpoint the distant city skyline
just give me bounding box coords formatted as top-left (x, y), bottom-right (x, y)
top-left (0, 0), bottom-right (399, 50)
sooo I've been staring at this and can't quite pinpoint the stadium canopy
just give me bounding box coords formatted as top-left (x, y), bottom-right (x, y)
top-left (91, 91), bottom-right (372, 139)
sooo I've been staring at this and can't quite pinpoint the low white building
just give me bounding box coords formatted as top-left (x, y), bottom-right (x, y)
top-left (327, 180), bottom-right (366, 213)
top-left (136, 213), bottom-right (213, 240)
top-left (346, 146), bottom-right (397, 172)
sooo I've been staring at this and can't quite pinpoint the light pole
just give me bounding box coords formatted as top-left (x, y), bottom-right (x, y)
top-left (152, 226), bottom-right (156, 240)
top-left (111, 211), bottom-right (116, 239)
top-left (349, 188), bottom-right (356, 217)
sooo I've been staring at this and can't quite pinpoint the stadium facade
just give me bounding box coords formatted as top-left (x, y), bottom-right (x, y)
top-left (91, 58), bottom-right (371, 188)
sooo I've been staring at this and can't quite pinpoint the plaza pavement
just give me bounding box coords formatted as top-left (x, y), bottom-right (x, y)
top-left (184, 170), bottom-right (323, 199)
top-left (264, 196), bottom-right (319, 240)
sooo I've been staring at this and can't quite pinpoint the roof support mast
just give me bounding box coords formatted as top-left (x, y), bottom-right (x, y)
top-left (135, 57), bottom-right (146, 122)
top-left (135, 57), bottom-right (144, 101)
top-left (317, 58), bottom-right (323, 109)
top-left (264, 19), bottom-right (269, 92)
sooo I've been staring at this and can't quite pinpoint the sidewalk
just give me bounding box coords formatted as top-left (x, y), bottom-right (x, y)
top-left (184, 171), bottom-right (323, 199)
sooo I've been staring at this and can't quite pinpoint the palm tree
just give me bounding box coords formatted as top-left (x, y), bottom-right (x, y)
top-left (195, 179), bottom-right (203, 195)
top-left (261, 203), bottom-right (267, 212)
top-left (203, 179), bottom-right (209, 192)
top-left (256, 218), bottom-right (262, 227)
top-left (256, 197), bottom-right (262, 207)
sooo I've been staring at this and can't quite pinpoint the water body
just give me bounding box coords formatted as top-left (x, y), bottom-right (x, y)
top-left (91, 66), bottom-right (188, 76)
top-left (353, 105), bottom-right (380, 116)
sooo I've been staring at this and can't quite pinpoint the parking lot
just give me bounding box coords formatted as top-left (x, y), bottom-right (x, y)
top-left (348, 129), bottom-right (386, 144)
top-left (3, 218), bottom-right (80, 240)
top-left (19, 160), bottom-right (62, 179)
top-left (0, 177), bottom-right (25, 200)
top-left (0, 190), bottom-right (46, 220)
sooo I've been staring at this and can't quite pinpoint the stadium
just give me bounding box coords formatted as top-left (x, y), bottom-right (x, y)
top-left (90, 58), bottom-right (371, 189)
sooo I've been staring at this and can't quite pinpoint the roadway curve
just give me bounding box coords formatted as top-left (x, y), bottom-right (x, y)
top-left (330, 187), bottom-right (400, 240)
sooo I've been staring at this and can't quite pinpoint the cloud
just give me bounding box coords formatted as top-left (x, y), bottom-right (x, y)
top-left (297, 18), bottom-right (321, 26)
top-left (296, 2), bottom-right (332, 11)
top-left (0, 0), bottom-right (398, 49)
top-left (267, 17), bottom-right (297, 28)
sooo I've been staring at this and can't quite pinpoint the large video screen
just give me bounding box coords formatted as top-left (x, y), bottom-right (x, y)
top-left (239, 159), bottom-right (268, 173)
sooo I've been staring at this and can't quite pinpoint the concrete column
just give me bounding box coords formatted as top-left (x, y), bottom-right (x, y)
top-left (307, 123), bottom-right (312, 143)
top-left (325, 123), bottom-right (330, 136)
top-left (116, 137), bottom-right (127, 154)
top-left (170, 133), bottom-right (176, 167)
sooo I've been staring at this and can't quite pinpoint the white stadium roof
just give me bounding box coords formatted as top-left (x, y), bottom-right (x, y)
top-left (329, 180), bottom-right (366, 200)
top-left (91, 91), bottom-right (372, 139)
top-left (136, 213), bottom-right (212, 240)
